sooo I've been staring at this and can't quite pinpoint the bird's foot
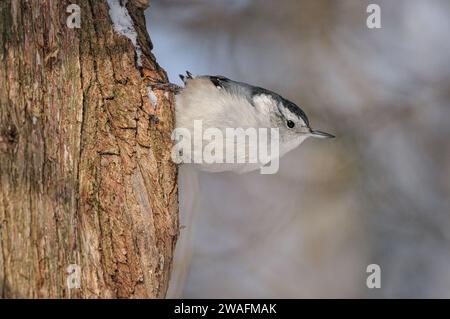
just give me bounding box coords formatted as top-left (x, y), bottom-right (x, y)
top-left (146, 80), bottom-right (182, 94)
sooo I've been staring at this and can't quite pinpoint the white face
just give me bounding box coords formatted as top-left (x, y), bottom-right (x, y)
top-left (277, 113), bottom-right (310, 155)
top-left (251, 93), bottom-right (311, 154)
top-left (252, 93), bottom-right (308, 128)
top-left (279, 106), bottom-right (308, 130)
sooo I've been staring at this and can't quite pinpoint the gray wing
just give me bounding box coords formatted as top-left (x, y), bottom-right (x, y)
top-left (204, 75), bottom-right (310, 125)
top-left (203, 75), bottom-right (260, 102)
top-left (185, 73), bottom-right (310, 125)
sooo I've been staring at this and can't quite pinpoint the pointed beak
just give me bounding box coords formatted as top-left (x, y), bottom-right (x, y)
top-left (310, 129), bottom-right (335, 139)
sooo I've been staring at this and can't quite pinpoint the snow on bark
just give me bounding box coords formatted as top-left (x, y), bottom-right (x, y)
top-left (106, 0), bottom-right (143, 66)
top-left (147, 87), bottom-right (158, 107)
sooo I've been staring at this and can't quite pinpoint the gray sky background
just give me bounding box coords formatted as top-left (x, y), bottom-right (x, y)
top-left (146, 0), bottom-right (450, 298)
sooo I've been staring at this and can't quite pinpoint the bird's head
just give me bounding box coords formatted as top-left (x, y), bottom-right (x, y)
top-left (277, 97), bottom-right (334, 139)
top-left (251, 90), bottom-right (335, 149)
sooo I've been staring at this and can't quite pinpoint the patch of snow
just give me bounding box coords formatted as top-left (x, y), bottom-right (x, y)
top-left (147, 87), bottom-right (158, 107)
top-left (106, 0), bottom-right (143, 66)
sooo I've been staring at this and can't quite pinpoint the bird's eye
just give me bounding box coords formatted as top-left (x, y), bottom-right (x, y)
top-left (286, 120), bottom-right (295, 128)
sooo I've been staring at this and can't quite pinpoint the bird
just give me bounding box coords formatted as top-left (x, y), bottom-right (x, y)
top-left (173, 71), bottom-right (334, 174)
top-left (167, 71), bottom-right (335, 297)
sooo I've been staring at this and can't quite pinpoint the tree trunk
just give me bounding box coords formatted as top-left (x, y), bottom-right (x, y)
top-left (0, 0), bottom-right (178, 298)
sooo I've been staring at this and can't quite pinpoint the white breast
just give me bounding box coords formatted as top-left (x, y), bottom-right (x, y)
top-left (175, 78), bottom-right (283, 173)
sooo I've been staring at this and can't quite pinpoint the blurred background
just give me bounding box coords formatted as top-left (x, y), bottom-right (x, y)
top-left (145, 0), bottom-right (450, 298)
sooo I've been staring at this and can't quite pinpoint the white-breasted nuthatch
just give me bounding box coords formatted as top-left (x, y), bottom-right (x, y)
top-left (173, 71), bottom-right (334, 173)
top-left (168, 71), bottom-right (335, 296)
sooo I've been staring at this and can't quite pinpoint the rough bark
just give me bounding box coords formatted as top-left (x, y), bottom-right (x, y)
top-left (0, 0), bottom-right (178, 298)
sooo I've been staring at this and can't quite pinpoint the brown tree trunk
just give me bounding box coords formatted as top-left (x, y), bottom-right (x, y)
top-left (0, 0), bottom-right (178, 298)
